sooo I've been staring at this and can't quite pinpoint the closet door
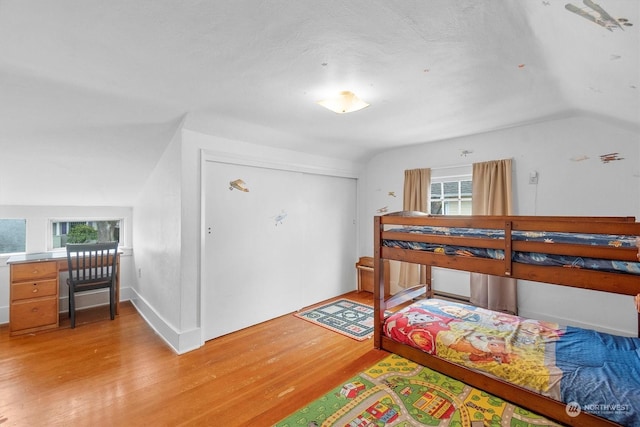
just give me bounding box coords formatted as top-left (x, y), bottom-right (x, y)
top-left (202, 160), bottom-right (357, 341)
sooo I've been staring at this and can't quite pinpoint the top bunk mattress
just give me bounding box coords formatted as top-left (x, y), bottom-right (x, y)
top-left (382, 225), bottom-right (640, 275)
top-left (383, 298), bottom-right (640, 425)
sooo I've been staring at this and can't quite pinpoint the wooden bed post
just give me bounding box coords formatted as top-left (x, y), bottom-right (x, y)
top-left (373, 216), bottom-right (383, 349)
top-left (504, 220), bottom-right (512, 276)
top-left (421, 264), bottom-right (432, 298)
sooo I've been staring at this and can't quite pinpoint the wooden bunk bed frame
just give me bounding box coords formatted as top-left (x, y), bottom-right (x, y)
top-left (373, 212), bottom-right (640, 427)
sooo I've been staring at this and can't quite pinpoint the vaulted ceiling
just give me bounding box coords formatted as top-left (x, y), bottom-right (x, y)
top-left (0, 0), bottom-right (638, 205)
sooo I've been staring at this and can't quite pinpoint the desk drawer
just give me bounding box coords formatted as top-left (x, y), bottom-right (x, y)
top-left (11, 279), bottom-right (58, 301)
top-left (10, 297), bottom-right (58, 332)
top-left (11, 261), bottom-right (58, 282)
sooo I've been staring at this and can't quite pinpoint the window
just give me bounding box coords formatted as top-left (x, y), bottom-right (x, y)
top-left (0, 219), bottom-right (27, 254)
top-left (429, 175), bottom-right (473, 302)
top-left (50, 219), bottom-right (121, 249)
top-left (430, 176), bottom-right (472, 215)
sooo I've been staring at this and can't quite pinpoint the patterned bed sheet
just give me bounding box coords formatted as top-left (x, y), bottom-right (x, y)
top-left (383, 298), bottom-right (640, 425)
top-left (383, 226), bottom-right (640, 275)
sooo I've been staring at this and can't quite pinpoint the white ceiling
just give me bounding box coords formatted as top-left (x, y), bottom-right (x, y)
top-left (0, 0), bottom-right (638, 206)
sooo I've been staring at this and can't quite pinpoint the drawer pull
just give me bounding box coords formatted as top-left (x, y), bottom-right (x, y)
top-left (31, 307), bottom-right (39, 313)
top-left (32, 288), bottom-right (39, 293)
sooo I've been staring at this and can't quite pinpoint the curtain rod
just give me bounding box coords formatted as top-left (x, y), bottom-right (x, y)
top-left (432, 163), bottom-right (472, 171)
top-left (431, 157), bottom-right (513, 171)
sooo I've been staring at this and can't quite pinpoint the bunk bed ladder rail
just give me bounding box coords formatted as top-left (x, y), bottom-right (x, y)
top-left (373, 215), bottom-right (384, 349)
top-left (504, 220), bottom-right (512, 276)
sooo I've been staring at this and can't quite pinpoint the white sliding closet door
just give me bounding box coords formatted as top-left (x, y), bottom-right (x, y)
top-left (202, 159), bottom-right (357, 341)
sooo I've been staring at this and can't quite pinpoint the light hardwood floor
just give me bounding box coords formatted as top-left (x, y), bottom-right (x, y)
top-left (0, 291), bottom-right (388, 426)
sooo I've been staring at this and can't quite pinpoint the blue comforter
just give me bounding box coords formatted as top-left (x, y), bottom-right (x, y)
top-left (384, 226), bottom-right (640, 275)
top-left (556, 326), bottom-right (640, 425)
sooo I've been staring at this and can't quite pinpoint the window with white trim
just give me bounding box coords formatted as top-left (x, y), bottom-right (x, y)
top-left (50, 219), bottom-right (122, 249)
top-left (0, 219), bottom-right (27, 254)
top-left (429, 174), bottom-right (473, 302)
top-left (430, 175), bottom-right (472, 215)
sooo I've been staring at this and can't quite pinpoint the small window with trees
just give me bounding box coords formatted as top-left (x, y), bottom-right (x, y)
top-left (51, 220), bottom-right (121, 249)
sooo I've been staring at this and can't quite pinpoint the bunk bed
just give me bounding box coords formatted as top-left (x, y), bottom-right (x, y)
top-left (373, 211), bottom-right (640, 427)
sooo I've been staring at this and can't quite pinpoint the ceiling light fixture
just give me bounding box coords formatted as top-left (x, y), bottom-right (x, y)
top-left (316, 91), bottom-right (370, 114)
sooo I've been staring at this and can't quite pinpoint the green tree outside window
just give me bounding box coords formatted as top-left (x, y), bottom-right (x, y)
top-left (67, 224), bottom-right (98, 243)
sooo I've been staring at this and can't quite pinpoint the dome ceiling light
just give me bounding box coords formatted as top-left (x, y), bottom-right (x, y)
top-left (316, 91), bottom-right (370, 114)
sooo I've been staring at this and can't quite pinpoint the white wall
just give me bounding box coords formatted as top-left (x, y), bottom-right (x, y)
top-left (0, 205), bottom-right (134, 324)
top-left (131, 124), bottom-right (363, 354)
top-left (130, 125), bottom-right (186, 351)
top-left (359, 114), bottom-right (640, 335)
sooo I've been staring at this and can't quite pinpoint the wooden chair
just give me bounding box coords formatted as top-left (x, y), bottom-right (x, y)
top-left (66, 242), bottom-right (118, 328)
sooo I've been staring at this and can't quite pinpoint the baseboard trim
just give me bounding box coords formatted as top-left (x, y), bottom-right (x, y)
top-left (2, 287), bottom-right (202, 353)
top-left (128, 287), bottom-right (202, 354)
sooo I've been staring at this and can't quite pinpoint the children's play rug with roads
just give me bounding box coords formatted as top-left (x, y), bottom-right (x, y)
top-left (275, 353), bottom-right (560, 426)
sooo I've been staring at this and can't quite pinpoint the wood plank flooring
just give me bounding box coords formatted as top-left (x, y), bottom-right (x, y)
top-left (0, 291), bottom-right (388, 426)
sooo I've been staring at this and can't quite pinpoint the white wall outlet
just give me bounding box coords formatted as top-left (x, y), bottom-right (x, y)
top-left (529, 171), bottom-right (539, 184)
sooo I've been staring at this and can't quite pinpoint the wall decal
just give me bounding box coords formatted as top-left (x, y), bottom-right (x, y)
top-left (618, 18), bottom-right (633, 27)
top-left (377, 206), bottom-right (389, 214)
top-left (600, 152), bottom-right (624, 163)
top-left (388, 191), bottom-right (396, 198)
top-left (565, 0), bottom-right (630, 31)
top-left (273, 210), bottom-right (287, 226)
top-left (571, 155), bottom-right (590, 162)
top-left (460, 149), bottom-right (473, 157)
top-left (229, 179), bottom-right (249, 192)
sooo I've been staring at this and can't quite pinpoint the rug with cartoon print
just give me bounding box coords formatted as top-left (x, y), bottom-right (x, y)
top-left (274, 354), bottom-right (560, 427)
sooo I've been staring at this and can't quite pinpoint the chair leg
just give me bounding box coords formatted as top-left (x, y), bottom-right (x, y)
top-left (69, 286), bottom-right (76, 329)
top-left (109, 286), bottom-right (116, 320)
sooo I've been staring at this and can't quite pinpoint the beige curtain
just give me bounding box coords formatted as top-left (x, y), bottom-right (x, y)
top-left (470, 159), bottom-right (517, 314)
top-left (398, 168), bottom-right (431, 288)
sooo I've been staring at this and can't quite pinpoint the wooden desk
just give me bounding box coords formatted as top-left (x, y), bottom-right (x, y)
top-left (6, 251), bottom-right (120, 336)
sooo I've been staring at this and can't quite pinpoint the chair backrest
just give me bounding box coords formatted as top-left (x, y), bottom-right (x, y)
top-left (66, 242), bottom-right (118, 286)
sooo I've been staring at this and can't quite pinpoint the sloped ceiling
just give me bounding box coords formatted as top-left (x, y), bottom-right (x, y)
top-left (0, 0), bottom-right (638, 206)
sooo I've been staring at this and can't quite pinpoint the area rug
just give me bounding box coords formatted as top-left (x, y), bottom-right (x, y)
top-left (294, 299), bottom-right (377, 341)
top-left (274, 353), bottom-right (561, 427)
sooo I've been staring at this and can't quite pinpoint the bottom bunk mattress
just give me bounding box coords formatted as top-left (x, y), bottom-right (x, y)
top-left (383, 298), bottom-right (640, 425)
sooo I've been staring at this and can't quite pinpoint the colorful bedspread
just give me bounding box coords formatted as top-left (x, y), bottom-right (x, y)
top-left (383, 226), bottom-right (640, 275)
top-left (383, 298), bottom-right (640, 425)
